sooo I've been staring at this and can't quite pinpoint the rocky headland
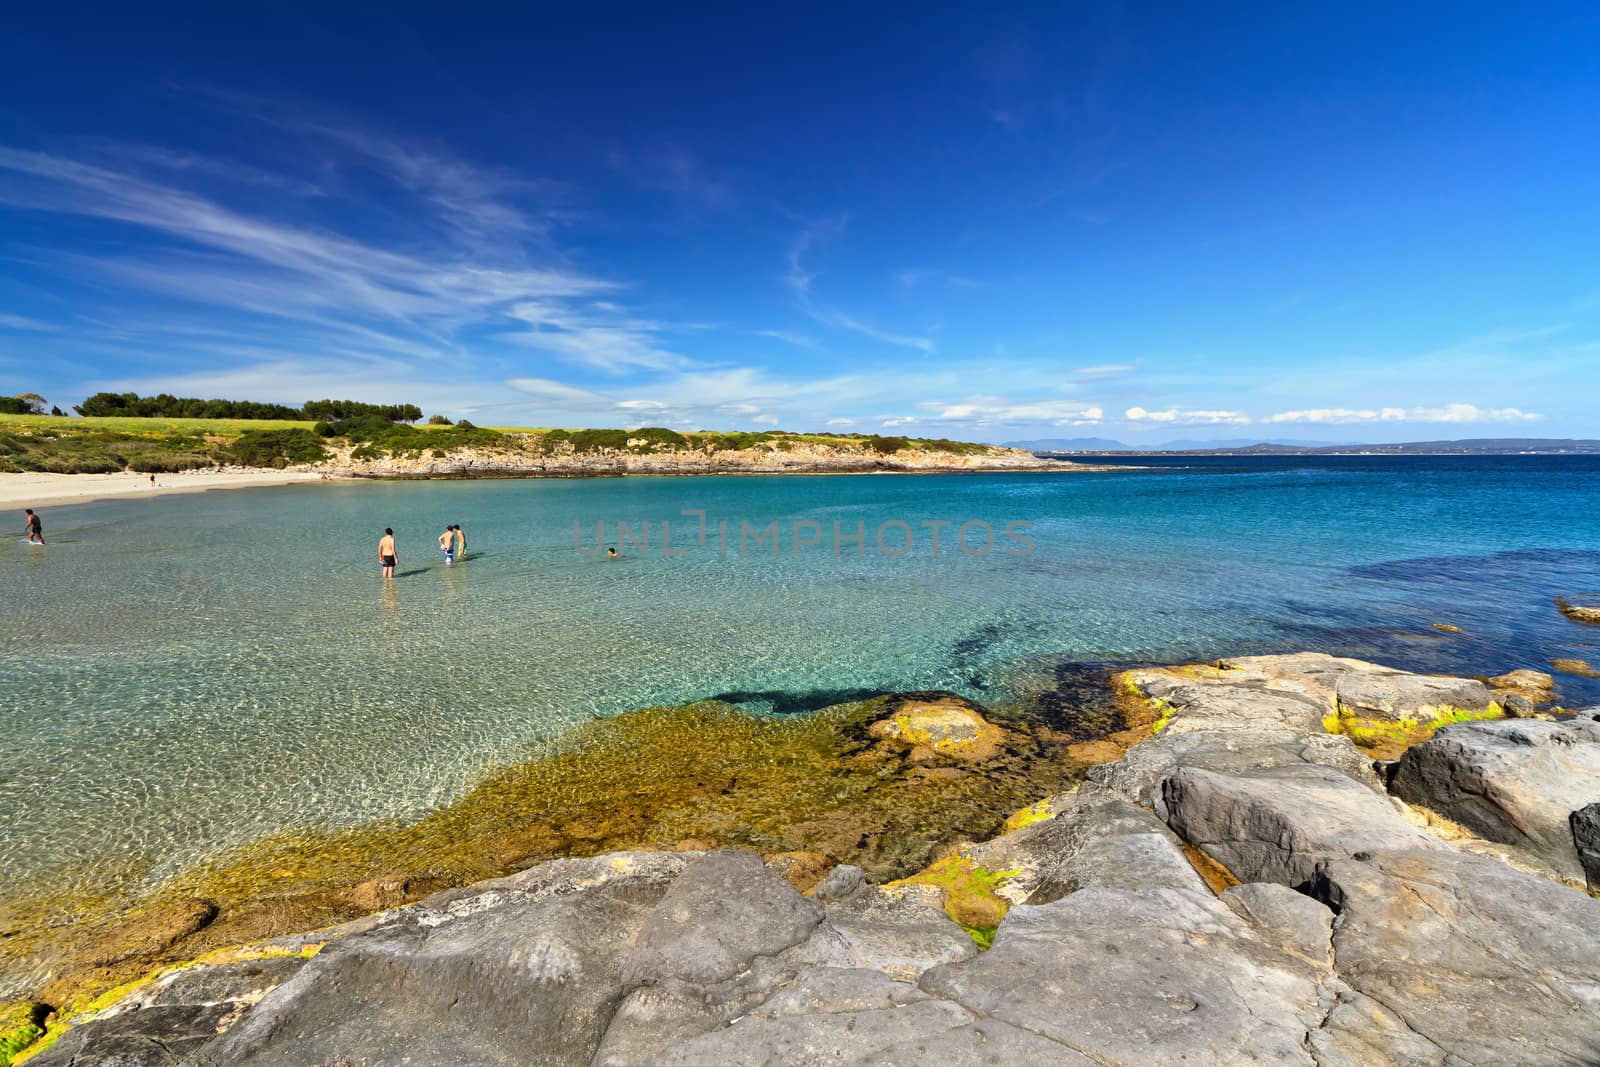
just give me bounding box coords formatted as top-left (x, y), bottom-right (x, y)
top-left (323, 434), bottom-right (1088, 478)
top-left (7, 654), bottom-right (1600, 1065)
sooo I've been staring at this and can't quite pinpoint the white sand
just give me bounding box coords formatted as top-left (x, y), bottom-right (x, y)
top-left (0, 468), bottom-right (332, 509)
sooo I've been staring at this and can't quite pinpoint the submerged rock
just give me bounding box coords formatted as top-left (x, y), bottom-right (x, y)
top-left (1551, 657), bottom-right (1600, 678)
top-left (1557, 597), bottom-right (1600, 625)
top-left (866, 694), bottom-right (1005, 761)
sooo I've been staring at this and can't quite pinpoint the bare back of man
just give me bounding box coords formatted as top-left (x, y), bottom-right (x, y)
top-left (378, 530), bottom-right (397, 578)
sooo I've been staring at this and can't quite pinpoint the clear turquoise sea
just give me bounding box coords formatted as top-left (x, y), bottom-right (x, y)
top-left (5, 456), bottom-right (1600, 910)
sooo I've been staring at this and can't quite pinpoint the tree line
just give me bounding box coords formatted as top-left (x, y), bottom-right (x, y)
top-left (68, 393), bottom-right (423, 422)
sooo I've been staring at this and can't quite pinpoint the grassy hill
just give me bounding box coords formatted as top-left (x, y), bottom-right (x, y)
top-left (0, 413), bottom-right (1001, 474)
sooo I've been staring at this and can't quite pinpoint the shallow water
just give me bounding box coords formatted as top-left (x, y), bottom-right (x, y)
top-left (4, 456), bottom-right (1600, 910)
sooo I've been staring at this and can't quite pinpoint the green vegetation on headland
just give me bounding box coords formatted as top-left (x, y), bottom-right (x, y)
top-left (0, 411), bottom-right (1010, 474)
top-left (71, 392), bottom-right (423, 423)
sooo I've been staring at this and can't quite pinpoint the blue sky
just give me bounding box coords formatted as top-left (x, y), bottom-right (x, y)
top-left (2, 5), bottom-right (1598, 443)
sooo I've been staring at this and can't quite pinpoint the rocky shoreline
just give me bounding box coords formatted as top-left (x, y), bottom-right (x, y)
top-left (8, 654), bottom-right (1600, 1065)
top-left (322, 437), bottom-right (1100, 478)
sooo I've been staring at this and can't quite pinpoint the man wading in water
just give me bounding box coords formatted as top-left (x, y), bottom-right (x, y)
top-left (24, 508), bottom-right (44, 544)
top-left (378, 528), bottom-right (397, 578)
top-left (438, 525), bottom-right (455, 565)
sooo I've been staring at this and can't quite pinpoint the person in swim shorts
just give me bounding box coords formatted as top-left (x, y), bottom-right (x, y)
top-left (378, 528), bottom-right (397, 578)
top-left (438, 526), bottom-right (455, 564)
top-left (452, 524), bottom-right (466, 560)
top-left (24, 508), bottom-right (44, 544)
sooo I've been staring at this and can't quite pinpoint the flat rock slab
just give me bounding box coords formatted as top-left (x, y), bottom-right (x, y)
top-left (623, 851), bottom-right (824, 985)
top-left (919, 886), bottom-right (1331, 1066)
top-left (1162, 763), bottom-right (1438, 886)
top-left (1389, 717), bottom-right (1600, 885)
top-left (822, 886), bottom-right (977, 981)
top-left (197, 852), bottom-right (692, 1067)
top-left (1217, 653), bottom-right (1496, 722)
top-left (1310, 849), bottom-right (1600, 1065)
top-left (26, 956), bottom-right (308, 1067)
top-left (963, 783), bottom-right (1208, 902)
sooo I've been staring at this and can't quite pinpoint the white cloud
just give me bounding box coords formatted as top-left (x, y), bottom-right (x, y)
top-left (916, 395), bottom-right (1103, 427)
top-left (1074, 364), bottom-right (1135, 377)
top-left (1265, 404), bottom-right (1543, 424)
top-left (883, 416), bottom-right (918, 427)
top-left (826, 417), bottom-right (856, 427)
top-left (1125, 407), bottom-right (1251, 425)
top-left (503, 300), bottom-right (689, 373)
top-left (504, 366), bottom-right (892, 432)
top-left (0, 145), bottom-right (616, 341)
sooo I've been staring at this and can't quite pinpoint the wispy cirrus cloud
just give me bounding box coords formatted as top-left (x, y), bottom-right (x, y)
top-left (754, 329), bottom-right (821, 350)
top-left (0, 134), bottom-right (695, 382)
top-left (503, 300), bottom-right (694, 373)
top-left (0, 312), bottom-right (59, 332)
top-left (785, 221), bottom-right (934, 353)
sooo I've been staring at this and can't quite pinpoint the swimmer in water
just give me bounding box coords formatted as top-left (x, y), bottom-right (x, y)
top-left (24, 508), bottom-right (44, 544)
top-left (453, 524), bottom-right (466, 560)
top-left (439, 526), bottom-right (455, 564)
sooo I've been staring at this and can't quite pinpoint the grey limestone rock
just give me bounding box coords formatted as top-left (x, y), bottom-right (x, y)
top-left (1161, 762), bottom-right (1438, 886)
top-left (1308, 848), bottom-right (1600, 1065)
top-left (1389, 717), bottom-right (1600, 885)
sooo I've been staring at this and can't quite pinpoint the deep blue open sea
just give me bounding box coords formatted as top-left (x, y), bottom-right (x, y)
top-left (5, 455), bottom-right (1600, 905)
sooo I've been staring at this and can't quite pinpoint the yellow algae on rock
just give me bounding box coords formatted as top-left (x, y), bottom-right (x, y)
top-left (1, 1002), bottom-right (46, 1067)
top-left (1000, 798), bottom-right (1057, 833)
top-left (867, 698), bottom-right (1005, 761)
top-left (887, 854), bottom-right (1021, 948)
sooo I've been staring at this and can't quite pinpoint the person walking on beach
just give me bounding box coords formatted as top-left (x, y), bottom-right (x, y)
top-left (23, 508), bottom-right (44, 544)
top-left (438, 526), bottom-right (455, 565)
top-left (452, 524), bottom-right (466, 561)
top-left (378, 528), bottom-right (397, 578)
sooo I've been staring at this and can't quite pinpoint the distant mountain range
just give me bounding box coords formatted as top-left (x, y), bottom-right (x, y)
top-left (1004, 436), bottom-right (1350, 452)
top-left (1011, 437), bottom-right (1600, 456)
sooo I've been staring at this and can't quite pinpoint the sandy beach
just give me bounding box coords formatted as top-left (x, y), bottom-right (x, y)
top-left (0, 468), bottom-right (329, 509)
